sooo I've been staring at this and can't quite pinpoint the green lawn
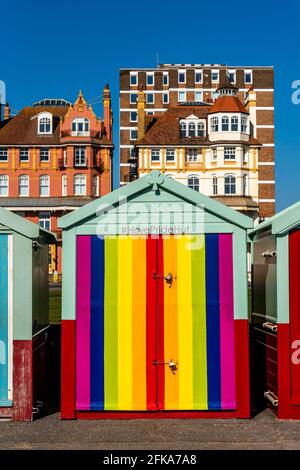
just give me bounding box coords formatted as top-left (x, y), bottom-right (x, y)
top-left (49, 287), bottom-right (62, 325)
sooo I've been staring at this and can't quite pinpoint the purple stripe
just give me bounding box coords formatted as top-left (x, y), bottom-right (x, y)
top-left (219, 234), bottom-right (236, 409)
top-left (76, 236), bottom-right (91, 409)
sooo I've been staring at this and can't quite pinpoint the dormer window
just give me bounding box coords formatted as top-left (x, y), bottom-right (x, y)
top-left (180, 122), bottom-right (186, 138)
top-left (180, 117), bottom-right (206, 138)
top-left (221, 116), bottom-right (229, 131)
top-left (197, 122), bottom-right (205, 136)
top-left (38, 113), bottom-right (52, 134)
top-left (188, 123), bottom-right (196, 138)
top-left (241, 116), bottom-right (248, 133)
top-left (72, 118), bottom-right (89, 136)
top-left (210, 116), bottom-right (219, 132)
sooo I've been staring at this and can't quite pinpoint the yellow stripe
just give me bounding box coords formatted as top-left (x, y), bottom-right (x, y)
top-left (132, 237), bottom-right (147, 410)
top-left (177, 235), bottom-right (193, 409)
top-left (118, 236), bottom-right (133, 410)
top-left (163, 236), bottom-right (179, 410)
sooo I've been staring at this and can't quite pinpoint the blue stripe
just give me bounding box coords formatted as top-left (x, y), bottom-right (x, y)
top-left (0, 235), bottom-right (8, 403)
top-left (205, 234), bottom-right (221, 410)
top-left (90, 235), bottom-right (105, 410)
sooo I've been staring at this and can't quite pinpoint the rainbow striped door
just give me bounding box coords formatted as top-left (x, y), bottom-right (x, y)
top-left (75, 233), bottom-right (236, 411)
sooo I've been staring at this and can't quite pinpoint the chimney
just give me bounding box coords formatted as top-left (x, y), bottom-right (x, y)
top-left (137, 86), bottom-right (146, 141)
top-left (4, 102), bottom-right (10, 120)
top-left (103, 84), bottom-right (112, 142)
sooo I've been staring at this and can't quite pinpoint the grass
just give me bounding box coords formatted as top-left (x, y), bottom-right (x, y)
top-left (49, 287), bottom-right (62, 325)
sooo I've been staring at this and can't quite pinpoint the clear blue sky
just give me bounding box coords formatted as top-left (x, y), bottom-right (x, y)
top-left (1, 0), bottom-right (300, 210)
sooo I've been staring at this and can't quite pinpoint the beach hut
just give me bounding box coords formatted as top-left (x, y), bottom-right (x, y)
top-left (59, 170), bottom-right (253, 419)
top-left (0, 207), bottom-right (56, 420)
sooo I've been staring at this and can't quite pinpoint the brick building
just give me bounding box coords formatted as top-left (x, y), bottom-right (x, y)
top-left (0, 85), bottom-right (113, 272)
top-left (119, 64), bottom-right (275, 218)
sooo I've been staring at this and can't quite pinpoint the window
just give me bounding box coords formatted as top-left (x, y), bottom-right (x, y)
top-left (0, 175), bottom-right (8, 196)
top-left (62, 174), bottom-right (67, 196)
top-left (20, 148), bottom-right (29, 162)
top-left (228, 71), bottom-right (236, 83)
top-left (195, 70), bottom-right (202, 83)
top-left (211, 90), bottom-right (219, 100)
top-left (186, 149), bottom-right (199, 162)
top-left (224, 147), bottom-right (236, 160)
top-left (166, 149), bottom-right (175, 162)
top-left (39, 212), bottom-right (51, 231)
top-left (74, 146), bottom-right (87, 166)
top-left (151, 149), bottom-right (160, 162)
top-left (19, 175), bottom-right (29, 197)
top-left (38, 114), bottom-right (52, 134)
top-left (130, 93), bottom-right (137, 104)
top-left (130, 72), bottom-right (138, 86)
top-left (178, 70), bottom-right (186, 83)
top-left (211, 116), bottom-right (219, 132)
top-left (197, 122), bottom-right (205, 136)
top-left (40, 175), bottom-right (50, 196)
top-left (231, 115), bottom-right (239, 131)
top-left (188, 122), bottom-right (196, 138)
top-left (130, 111), bottom-right (137, 122)
top-left (241, 116), bottom-right (248, 133)
top-left (146, 73), bottom-right (154, 86)
top-left (93, 175), bottom-right (99, 196)
top-left (180, 122), bottom-right (186, 138)
top-left (71, 118), bottom-right (89, 136)
top-left (211, 71), bottom-right (219, 82)
top-left (187, 175), bottom-right (200, 192)
top-left (40, 147), bottom-right (49, 162)
top-left (212, 148), bottom-right (217, 161)
top-left (63, 149), bottom-right (67, 167)
top-left (147, 93), bottom-right (154, 104)
top-left (244, 70), bottom-right (252, 84)
top-left (130, 129), bottom-right (138, 140)
top-left (221, 116), bottom-right (229, 131)
top-left (212, 175), bottom-right (218, 195)
top-left (178, 91), bottom-right (186, 102)
top-left (243, 148), bottom-right (249, 163)
top-left (163, 93), bottom-right (169, 104)
top-left (163, 72), bottom-right (169, 85)
top-left (74, 174), bottom-right (86, 195)
top-left (224, 174), bottom-right (236, 194)
top-left (0, 148), bottom-right (8, 162)
top-left (195, 91), bottom-right (202, 102)
top-left (243, 174), bottom-right (248, 196)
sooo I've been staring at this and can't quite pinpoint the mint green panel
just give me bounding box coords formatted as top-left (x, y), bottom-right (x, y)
top-left (13, 234), bottom-right (32, 340)
top-left (62, 229), bottom-right (76, 320)
top-left (233, 228), bottom-right (248, 320)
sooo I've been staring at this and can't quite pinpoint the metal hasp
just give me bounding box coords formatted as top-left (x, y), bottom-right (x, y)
top-left (152, 272), bottom-right (176, 287)
top-left (152, 359), bottom-right (178, 374)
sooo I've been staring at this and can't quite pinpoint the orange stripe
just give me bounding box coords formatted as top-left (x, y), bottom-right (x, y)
top-left (163, 235), bottom-right (179, 409)
top-left (132, 237), bottom-right (147, 410)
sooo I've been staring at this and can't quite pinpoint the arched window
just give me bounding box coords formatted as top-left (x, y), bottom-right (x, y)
top-left (188, 122), bottom-right (196, 138)
top-left (187, 175), bottom-right (200, 192)
top-left (221, 116), bottom-right (229, 131)
top-left (180, 121), bottom-right (186, 138)
top-left (74, 174), bottom-right (86, 196)
top-left (19, 175), bottom-right (29, 197)
top-left (210, 116), bottom-right (219, 132)
top-left (231, 115), bottom-right (239, 131)
top-left (241, 116), bottom-right (248, 133)
top-left (224, 174), bottom-right (236, 195)
top-left (212, 175), bottom-right (218, 195)
top-left (40, 175), bottom-right (50, 196)
top-left (62, 174), bottom-right (67, 196)
top-left (38, 113), bottom-right (52, 134)
top-left (197, 122), bottom-right (205, 137)
top-left (93, 175), bottom-right (99, 197)
top-left (72, 118), bottom-right (89, 136)
top-left (0, 175), bottom-right (8, 196)
top-left (243, 174), bottom-right (248, 196)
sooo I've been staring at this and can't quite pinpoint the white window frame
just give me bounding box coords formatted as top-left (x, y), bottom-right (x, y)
top-left (212, 175), bottom-right (218, 195)
top-left (19, 174), bottom-right (29, 197)
top-left (212, 148), bottom-right (218, 161)
top-left (163, 93), bottom-right (169, 104)
top-left (74, 146), bottom-right (87, 166)
top-left (38, 112), bottom-right (52, 135)
top-left (244, 70), bottom-right (253, 85)
top-left (130, 111), bottom-right (137, 122)
top-left (195, 69), bottom-right (202, 84)
top-left (0, 174), bottom-right (9, 196)
top-left (19, 148), bottom-right (29, 162)
top-left (186, 149), bottom-right (199, 162)
top-left (74, 174), bottom-right (87, 196)
top-left (0, 147), bottom-right (8, 162)
top-left (221, 116), bottom-right (229, 131)
top-left (151, 149), bottom-right (161, 163)
top-left (40, 174), bottom-right (50, 197)
top-left (178, 69), bottom-right (186, 84)
top-left (130, 93), bottom-right (137, 104)
top-left (243, 174), bottom-right (248, 196)
top-left (195, 90), bottom-right (202, 102)
top-left (224, 174), bottom-right (236, 195)
top-left (178, 91), bottom-right (186, 102)
top-left (130, 129), bottom-right (138, 141)
top-left (243, 148), bottom-right (249, 163)
top-left (62, 174), bottom-right (67, 196)
top-left (93, 174), bottom-right (99, 196)
top-left (146, 93), bottom-right (154, 104)
top-left (197, 121), bottom-right (205, 136)
top-left (166, 149), bottom-right (175, 162)
top-left (211, 70), bottom-right (219, 83)
top-left (187, 175), bottom-right (200, 192)
top-left (71, 118), bottom-right (90, 136)
top-left (231, 115), bottom-right (239, 132)
top-left (241, 116), bottom-right (248, 133)
top-left (228, 70), bottom-right (236, 84)
top-left (163, 72), bottom-right (169, 86)
top-left (211, 90), bottom-right (219, 100)
top-left (40, 147), bottom-right (50, 162)
top-left (210, 116), bottom-right (219, 132)
top-left (146, 72), bottom-right (154, 86)
top-left (63, 149), bottom-right (67, 167)
top-left (130, 72), bottom-right (138, 86)
top-left (38, 212), bottom-right (51, 231)
top-left (224, 147), bottom-right (236, 160)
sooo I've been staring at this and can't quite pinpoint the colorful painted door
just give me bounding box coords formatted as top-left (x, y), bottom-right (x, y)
top-left (0, 235), bottom-right (11, 405)
top-left (75, 234), bottom-right (236, 411)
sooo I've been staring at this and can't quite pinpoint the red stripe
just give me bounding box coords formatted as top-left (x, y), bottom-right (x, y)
top-left (156, 235), bottom-right (165, 410)
top-left (289, 230), bottom-right (300, 404)
top-left (146, 236), bottom-right (157, 410)
top-left (61, 320), bottom-right (76, 419)
top-left (234, 319), bottom-right (250, 418)
top-left (13, 340), bottom-right (32, 421)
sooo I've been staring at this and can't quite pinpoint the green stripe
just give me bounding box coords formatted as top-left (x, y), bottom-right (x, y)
top-left (104, 237), bottom-right (119, 409)
top-left (191, 235), bottom-right (208, 409)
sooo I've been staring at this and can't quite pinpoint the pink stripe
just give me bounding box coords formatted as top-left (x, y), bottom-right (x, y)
top-left (76, 236), bottom-right (91, 409)
top-left (219, 234), bottom-right (236, 409)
